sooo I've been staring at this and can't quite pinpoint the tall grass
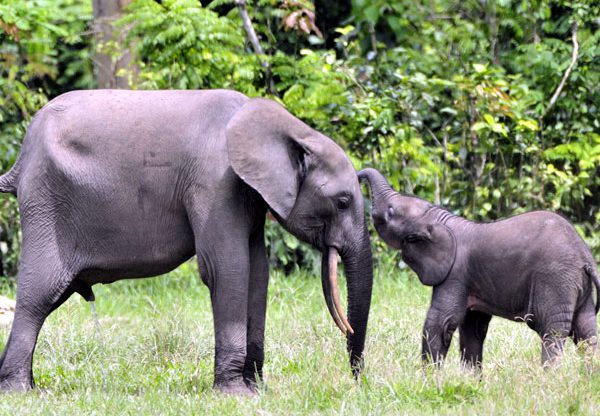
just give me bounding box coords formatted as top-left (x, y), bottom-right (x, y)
top-left (1, 261), bottom-right (599, 414)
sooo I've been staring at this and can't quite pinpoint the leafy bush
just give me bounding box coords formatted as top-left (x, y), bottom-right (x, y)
top-left (119, 0), bottom-right (260, 93)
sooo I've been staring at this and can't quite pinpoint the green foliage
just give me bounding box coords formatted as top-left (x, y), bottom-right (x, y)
top-left (0, 0), bottom-right (92, 172)
top-left (120, 0), bottom-right (260, 93)
top-left (276, 48), bottom-right (347, 128)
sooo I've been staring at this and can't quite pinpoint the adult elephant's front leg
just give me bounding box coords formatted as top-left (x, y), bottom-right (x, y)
top-left (199, 239), bottom-right (253, 395)
top-left (243, 226), bottom-right (269, 388)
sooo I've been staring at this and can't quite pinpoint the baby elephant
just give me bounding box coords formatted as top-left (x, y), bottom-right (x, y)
top-left (359, 168), bottom-right (600, 367)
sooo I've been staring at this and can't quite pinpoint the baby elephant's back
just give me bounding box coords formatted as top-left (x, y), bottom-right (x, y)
top-left (494, 210), bottom-right (594, 271)
top-left (468, 210), bottom-right (596, 318)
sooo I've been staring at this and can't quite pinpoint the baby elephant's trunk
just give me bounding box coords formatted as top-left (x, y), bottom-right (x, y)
top-left (357, 168), bottom-right (394, 209)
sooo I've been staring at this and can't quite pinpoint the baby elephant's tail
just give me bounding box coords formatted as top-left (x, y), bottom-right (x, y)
top-left (584, 264), bottom-right (600, 314)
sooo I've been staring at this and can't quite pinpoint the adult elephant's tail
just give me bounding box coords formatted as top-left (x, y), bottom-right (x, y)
top-left (584, 264), bottom-right (600, 314)
top-left (0, 158), bottom-right (20, 196)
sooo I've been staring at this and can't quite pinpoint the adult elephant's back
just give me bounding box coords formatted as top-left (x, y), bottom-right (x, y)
top-left (13, 89), bottom-right (249, 283)
top-left (25, 89), bottom-right (248, 183)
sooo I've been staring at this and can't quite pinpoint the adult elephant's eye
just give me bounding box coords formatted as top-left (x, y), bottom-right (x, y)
top-left (337, 196), bottom-right (351, 210)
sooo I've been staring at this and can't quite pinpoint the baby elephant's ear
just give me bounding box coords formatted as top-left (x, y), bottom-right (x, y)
top-left (401, 223), bottom-right (456, 286)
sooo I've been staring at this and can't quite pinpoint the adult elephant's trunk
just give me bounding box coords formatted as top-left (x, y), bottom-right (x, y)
top-left (357, 168), bottom-right (395, 212)
top-left (344, 226), bottom-right (373, 376)
top-left (321, 225), bottom-right (373, 376)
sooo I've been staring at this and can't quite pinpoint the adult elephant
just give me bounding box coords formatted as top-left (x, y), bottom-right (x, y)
top-left (0, 90), bottom-right (373, 394)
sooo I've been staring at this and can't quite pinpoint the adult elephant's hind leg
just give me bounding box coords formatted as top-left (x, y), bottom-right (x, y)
top-left (459, 310), bottom-right (492, 369)
top-left (0, 256), bottom-right (74, 391)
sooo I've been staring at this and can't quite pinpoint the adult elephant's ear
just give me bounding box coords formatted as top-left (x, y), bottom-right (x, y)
top-left (401, 223), bottom-right (456, 286)
top-left (226, 98), bottom-right (317, 220)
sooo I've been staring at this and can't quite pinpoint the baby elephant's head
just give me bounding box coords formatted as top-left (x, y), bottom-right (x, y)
top-left (358, 168), bottom-right (457, 287)
top-left (358, 168), bottom-right (430, 248)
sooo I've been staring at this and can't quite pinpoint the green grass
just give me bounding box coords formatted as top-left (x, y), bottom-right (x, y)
top-left (1, 261), bottom-right (600, 415)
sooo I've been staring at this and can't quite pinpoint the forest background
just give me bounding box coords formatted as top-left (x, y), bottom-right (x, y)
top-left (0, 0), bottom-right (598, 278)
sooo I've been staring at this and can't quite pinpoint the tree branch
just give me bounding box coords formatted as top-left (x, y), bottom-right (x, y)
top-left (235, 0), bottom-right (275, 95)
top-left (543, 22), bottom-right (579, 118)
top-left (368, 22), bottom-right (377, 57)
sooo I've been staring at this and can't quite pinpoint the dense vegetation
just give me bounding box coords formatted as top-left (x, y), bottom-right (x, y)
top-left (0, 0), bottom-right (598, 276)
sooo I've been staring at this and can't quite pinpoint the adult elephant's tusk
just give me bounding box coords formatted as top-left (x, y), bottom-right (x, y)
top-left (328, 247), bottom-right (354, 335)
top-left (322, 253), bottom-right (346, 335)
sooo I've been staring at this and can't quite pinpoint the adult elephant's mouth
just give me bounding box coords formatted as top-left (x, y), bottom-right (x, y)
top-left (321, 247), bottom-right (354, 336)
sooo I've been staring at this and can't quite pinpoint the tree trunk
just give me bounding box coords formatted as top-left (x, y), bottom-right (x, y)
top-left (92, 0), bottom-right (134, 88)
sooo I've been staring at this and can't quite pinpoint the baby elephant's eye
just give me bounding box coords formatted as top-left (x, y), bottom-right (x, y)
top-left (387, 206), bottom-right (394, 217)
top-left (337, 196), bottom-right (351, 210)
top-left (404, 234), bottom-right (423, 243)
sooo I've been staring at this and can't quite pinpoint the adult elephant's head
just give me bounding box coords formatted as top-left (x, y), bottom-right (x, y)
top-left (226, 98), bottom-right (373, 375)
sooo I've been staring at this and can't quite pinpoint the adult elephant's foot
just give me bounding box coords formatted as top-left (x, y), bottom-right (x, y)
top-left (0, 377), bottom-right (33, 393)
top-left (244, 376), bottom-right (267, 394)
top-left (215, 380), bottom-right (258, 396)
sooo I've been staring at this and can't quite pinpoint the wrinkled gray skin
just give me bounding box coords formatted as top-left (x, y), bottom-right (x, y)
top-left (359, 168), bottom-right (599, 367)
top-left (0, 90), bottom-right (373, 394)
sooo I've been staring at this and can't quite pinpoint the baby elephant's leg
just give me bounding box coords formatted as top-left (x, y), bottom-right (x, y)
top-left (422, 307), bottom-right (456, 364)
top-left (459, 310), bottom-right (492, 368)
top-left (572, 294), bottom-right (598, 358)
top-left (422, 288), bottom-right (467, 365)
top-left (527, 267), bottom-right (583, 367)
top-left (540, 332), bottom-right (569, 366)
top-left (535, 291), bottom-right (577, 367)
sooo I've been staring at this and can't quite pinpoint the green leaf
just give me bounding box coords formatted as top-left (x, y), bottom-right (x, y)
top-left (363, 5), bottom-right (380, 24)
top-left (483, 114), bottom-right (495, 125)
top-left (473, 63), bottom-right (487, 73)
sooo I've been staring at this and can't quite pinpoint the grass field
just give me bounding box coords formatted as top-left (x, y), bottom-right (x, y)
top-left (1, 260), bottom-right (600, 415)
